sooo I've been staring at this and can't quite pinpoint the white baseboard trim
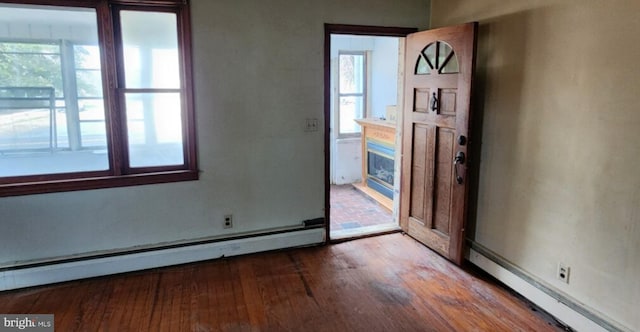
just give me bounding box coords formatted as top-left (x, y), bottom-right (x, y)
top-left (0, 228), bottom-right (325, 292)
top-left (469, 247), bottom-right (630, 332)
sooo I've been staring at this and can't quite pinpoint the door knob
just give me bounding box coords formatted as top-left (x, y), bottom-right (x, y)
top-left (454, 151), bottom-right (465, 184)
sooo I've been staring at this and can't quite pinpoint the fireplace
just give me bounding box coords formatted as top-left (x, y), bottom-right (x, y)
top-left (354, 118), bottom-right (396, 210)
top-left (366, 140), bottom-right (394, 199)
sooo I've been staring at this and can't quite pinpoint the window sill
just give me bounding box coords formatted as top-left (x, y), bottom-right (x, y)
top-left (337, 133), bottom-right (362, 140)
top-left (0, 170), bottom-right (199, 197)
top-left (336, 136), bottom-right (362, 143)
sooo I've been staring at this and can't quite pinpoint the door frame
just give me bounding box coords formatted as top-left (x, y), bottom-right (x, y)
top-left (323, 24), bottom-right (417, 243)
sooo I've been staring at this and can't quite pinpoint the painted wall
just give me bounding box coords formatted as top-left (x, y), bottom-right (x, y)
top-left (370, 37), bottom-right (400, 119)
top-left (331, 137), bottom-right (362, 185)
top-left (430, 0), bottom-right (640, 330)
top-left (0, 0), bottom-right (429, 266)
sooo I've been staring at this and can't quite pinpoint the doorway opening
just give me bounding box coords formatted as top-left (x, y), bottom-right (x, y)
top-left (324, 25), bottom-right (416, 240)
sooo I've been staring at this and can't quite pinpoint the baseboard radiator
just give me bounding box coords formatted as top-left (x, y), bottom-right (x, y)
top-left (468, 241), bottom-right (631, 332)
top-left (0, 227), bottom-right (325, 292)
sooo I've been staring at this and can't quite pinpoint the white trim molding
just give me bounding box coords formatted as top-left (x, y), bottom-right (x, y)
top-left (0, 228), bottom-right (325, 291)
top-left (469, 244), bottom-right (631, 332)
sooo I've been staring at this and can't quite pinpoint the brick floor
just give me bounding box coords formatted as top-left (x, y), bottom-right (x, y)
top-left (330, 184), bottom-right (393, 231)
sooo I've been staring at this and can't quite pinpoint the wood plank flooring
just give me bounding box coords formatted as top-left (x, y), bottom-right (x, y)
top-left (0, 233), bottom-right (564, 331)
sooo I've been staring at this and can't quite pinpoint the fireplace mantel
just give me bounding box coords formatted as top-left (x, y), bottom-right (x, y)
top-left (354, 118), bottom-right (397, 211)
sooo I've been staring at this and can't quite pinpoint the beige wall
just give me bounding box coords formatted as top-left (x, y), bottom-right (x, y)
top-left (0, 1), bottom-right (429, 264)
top-left (431, 0), bottom-right (640, 330)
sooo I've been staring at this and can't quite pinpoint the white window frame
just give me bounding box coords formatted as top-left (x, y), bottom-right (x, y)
top-left (336, 51), bottom-right (367, 138)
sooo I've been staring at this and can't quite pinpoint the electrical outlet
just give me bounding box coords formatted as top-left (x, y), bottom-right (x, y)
top-left (223, 214), bottom-right (233, 229)
top-left (557, 263), bottom-right (570, 283)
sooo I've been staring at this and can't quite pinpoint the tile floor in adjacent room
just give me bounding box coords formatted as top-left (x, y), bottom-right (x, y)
top-left (330, 184), bottom-right (394, 235)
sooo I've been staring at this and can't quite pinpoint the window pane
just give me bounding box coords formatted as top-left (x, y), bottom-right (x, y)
top-left (120, 11), bottom-right (180, 89)
top-left (422, 43), bottom-right (436, 70)
top-left (78, 99), bottom-right (107, 148)
top-left (76, 70), bottom-right (103, 98)
top-left (125, 93), bottom-right (184, 167)
top-left (74, 45), bottom-right (101, 69)
top-left (437, 42), bottom-right (453, 69)
top-left (339, 54), bottom-right (364, 94)
top-left (0, 43), bottom-right (63, 98)
top-left (339, 96), bottom-right (364, 135)
top-left (74, 44), bottom-right (106, 147)
top-left (438, 41), bottom-right (459, 74)
top-left (416, 55), bottom-right (430, 75)
top-left (441, 53), bottom-right (459, 74)
top-left (0, 4), bottom-right (108, 177)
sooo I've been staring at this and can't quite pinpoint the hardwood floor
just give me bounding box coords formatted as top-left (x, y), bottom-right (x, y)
top-left (0, 234), bottom-right (564, 331)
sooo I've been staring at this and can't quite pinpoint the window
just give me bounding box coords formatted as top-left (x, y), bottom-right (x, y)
top-left (337, 52), bottom-right (366, 137)
top-left (0, 0), bottom-right (197, 196)
top-left (416, 41), bottom-right (459, 75)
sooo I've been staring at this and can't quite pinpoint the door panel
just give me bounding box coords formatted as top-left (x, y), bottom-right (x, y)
top-left (409, 125), bottom-right (430, 221)
top-left (440, 89), bottom-right (457, 115)
top-left (434, 127), bottom-right (454, 234)
top-left (414, 89), bottom-right (430, 113)
top-left (400, 23), bottom-right (477, 265)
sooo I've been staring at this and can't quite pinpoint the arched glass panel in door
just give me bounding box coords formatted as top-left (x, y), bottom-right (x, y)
top-left (415, 41), bottom-right (459, 75)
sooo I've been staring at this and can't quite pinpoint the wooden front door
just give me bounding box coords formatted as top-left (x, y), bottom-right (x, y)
top-left (400, 23), bottom-right (478, 265)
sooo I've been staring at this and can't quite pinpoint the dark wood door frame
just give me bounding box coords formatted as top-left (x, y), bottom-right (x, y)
top-left (323, 24), bottom-right (418, 243)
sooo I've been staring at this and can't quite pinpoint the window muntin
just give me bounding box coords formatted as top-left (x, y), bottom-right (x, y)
top-left (338, 52), bottom-right (366, 137)
top-left (0, 1), bottom-right (197, 196)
